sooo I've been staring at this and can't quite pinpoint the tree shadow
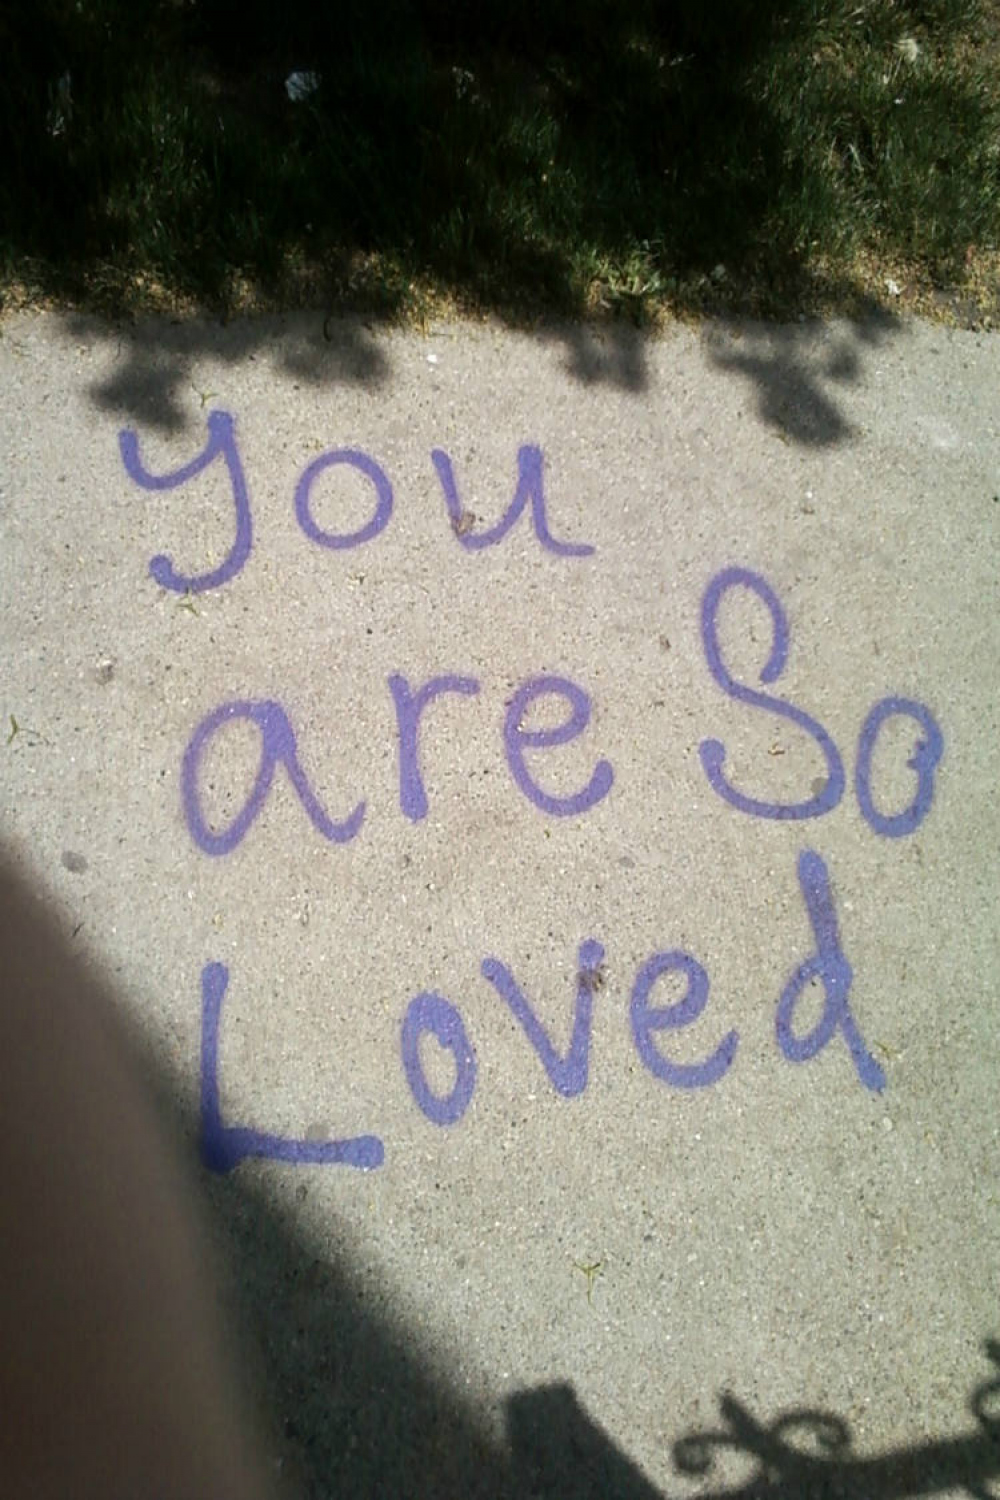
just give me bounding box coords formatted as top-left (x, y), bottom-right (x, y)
top-left (2, 0), bottom-right (939, 417)
top-left (546, 320), bottom-right (649, 394)
top-left (65, 311), bottom-right (391, 434)
top-left (4, 852), bottom-right (999, 1499)
top-left (704, 307), bottom-right (898, 447)
top-left (53, 301), bottom-right (900, 451)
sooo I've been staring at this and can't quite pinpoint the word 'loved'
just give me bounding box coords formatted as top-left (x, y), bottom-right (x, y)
top-left (200, 848), bottom-right (884, 1173)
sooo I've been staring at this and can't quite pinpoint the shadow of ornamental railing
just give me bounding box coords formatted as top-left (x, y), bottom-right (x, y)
top-left (504, 1340), bottom-right (1000, 1500)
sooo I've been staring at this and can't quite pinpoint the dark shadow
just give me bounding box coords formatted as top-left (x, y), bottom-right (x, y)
top-left (4, 852), bottom-right (1000, 1499)
top-left (704, 308), bottom-right (897, 447)
top-left (67, 312), bottom-right (391, 434)
top-left (671, 1377), bottom-right (1000, 1499)
top-left (548, 321), bottom-right (649, 394)
top-left (14, 0), bottom-right (983, 413)
top-left (507, 1385), bottom-right (665, 1497)
top-left (74, 307), bottom-right (897, 451)
top-left (193, 1163), bottom-right (1000, 1500)
top-left (53, 301), bottom-right (899, 447)
top-left (140, 1123), bottom-right (1000, 1500)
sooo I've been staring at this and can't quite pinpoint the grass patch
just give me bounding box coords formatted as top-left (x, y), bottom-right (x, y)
top-left (2, 0), bottom-right (998, 325)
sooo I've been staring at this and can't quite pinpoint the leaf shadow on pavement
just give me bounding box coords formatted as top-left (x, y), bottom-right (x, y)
top-left (66, 311), bottom-right (392, 435)
top-left (7, 859), bottom-right (1000, 1500)
top-left (61, 303), bottom-right (898, 451)
top-left (703, 310), bottom-right (898, 448)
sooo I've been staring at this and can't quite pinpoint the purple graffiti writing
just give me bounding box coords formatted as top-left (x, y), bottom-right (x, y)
top-left (389, 673), bottom-right (481, 821)
top-left (699, 567), bottom-right (846, 819)
top-left (503, 676), bottom-right (614, 818)
top-left (776, 850), bottom-right (885, 1092)
top-left (119, 410), bottom-right (253, 594)
top-left (431, 445), bottom-right (594, 556)
top-left (630, 952), bottom-right (738, 1089)
top-left (855, 697), bottom-right (944, 838)
top-left (182, 699), bottom-right (365, 856)
top-left (400, 992), bottom-right (479, 1126)
top-left (481, 940), bottom-right (605, 1097)
top-left (199, 962), bottom-right (384, 1172)
top-left (294, 448), bottom-right (394, 549)
top-left (182, 674), bottom-right (612, 855)
top-left (196, 843), bottom-right (900, 1173)
top-left (700, 568), bottom-right (945, 837)
top-left (119, 412), bottom-right (595, 595)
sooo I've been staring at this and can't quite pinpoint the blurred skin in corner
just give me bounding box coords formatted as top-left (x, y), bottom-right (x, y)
top-left (0, 857), bottom-right (273, 1500)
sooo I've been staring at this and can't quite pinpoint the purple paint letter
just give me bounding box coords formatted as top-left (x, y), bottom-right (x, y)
top-left (200, 962), bottom-right (384, 1171)
top-left (401, 992), bottom-right (478, 1126)
top-left (431, 446), bottom-right (594, 555)
top-left (294, 448), bottom-right (394, 549)
top-left (118, 409), bottom-right (253, 594)
top-left (182, 699), bottom-right (365, 856)
top-left (699, 567), bottom-right (845, 819)
top-left (630, 951), bottom-right (738, 1089)
top-left (855, 696), bottom-right (944, 838)
top-left (503, 676), bottom-right (614, 817)
top-left (776, 850), bottom-right (885, 1092)
top-left (480, 940), bottom-right (605, 1097)
top-left (389, 673), bottom-right (481, 821)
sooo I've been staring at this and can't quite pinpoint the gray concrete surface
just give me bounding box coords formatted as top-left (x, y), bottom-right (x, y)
top-left (1, 307), bottom-right (998, 1498)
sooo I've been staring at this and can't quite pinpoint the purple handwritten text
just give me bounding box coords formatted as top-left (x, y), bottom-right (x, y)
top-left (199, 962), bottom-right (384, 1171)
top-left (389, 673), bottom-right (481, 821)
top-left (699, 567), bottom-right (846, 819)
top-left (503, 676), bottom-right (614, 818)
top-left (119, 410), bottom-right (253, 594)
top-left (630, 951), bottom-right (738, 1089)
top-left (401, 992), bottom-right (478, 1126)
top-left (294, 448), bottom-right (394, 550)
top-left (481, 940), bottom-right (605, 1097)
top-left (855, 697), bottom-right (944, 838)
top-left (182, 699), bottom-right (365, 856)
top-left (776, 850), bottom-right (885, 1092)
top-left (432, 445), bottom-right (594, 556)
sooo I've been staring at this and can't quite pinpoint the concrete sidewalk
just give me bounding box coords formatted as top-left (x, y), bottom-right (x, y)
top-left (1, 307), bottom-right (998, 1497)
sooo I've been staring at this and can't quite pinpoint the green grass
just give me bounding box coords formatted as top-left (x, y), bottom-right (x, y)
top-left (2, 1), bottom-right (998, 324)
